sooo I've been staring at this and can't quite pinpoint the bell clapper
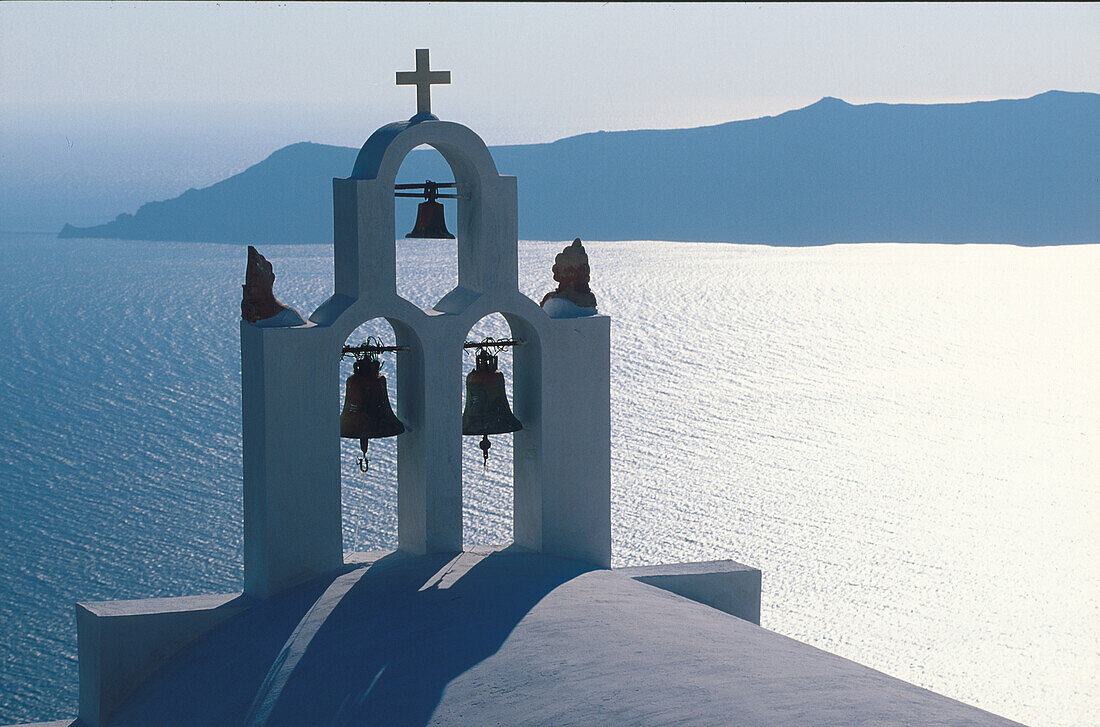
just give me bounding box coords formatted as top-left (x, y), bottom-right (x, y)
top-left (479, 435), bottom-right (491, 468)
top-left (358, 439), bottom-right (370, 472)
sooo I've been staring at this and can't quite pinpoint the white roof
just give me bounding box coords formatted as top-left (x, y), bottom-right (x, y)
top-left (100, 549), bottom-right (1019, 726)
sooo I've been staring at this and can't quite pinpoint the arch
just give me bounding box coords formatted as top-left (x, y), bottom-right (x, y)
top-left (459, 312), bottom-right (516, 547)
top-left (333, 119), bottom-right (519, 302)
top-left (321, 301), bottom-right (431, 555)
top-left (321, 288), bottom-right (549, 555)
top-left (351, 119), bottom-right (501, 184)
top-left (457, 306), bottom-right (544, 551)
top-left (338, 316), bottom-right (405, 553)
top-left (393, 145), bottom-right (461, 309)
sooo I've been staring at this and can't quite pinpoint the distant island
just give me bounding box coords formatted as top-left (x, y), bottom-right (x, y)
top-left (59, 91), bottom-right (1099, 245)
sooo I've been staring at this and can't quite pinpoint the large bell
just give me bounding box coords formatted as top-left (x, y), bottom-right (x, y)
top-left (340, 357), bottom-right (405, 471)
top-left (462, 349), bottom-right (522, 466)
top-left (405, 183), bottom-right (455, 239)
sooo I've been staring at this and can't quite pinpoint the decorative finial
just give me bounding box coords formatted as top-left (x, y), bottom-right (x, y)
top-left (540, 239), bottom-right (598, 318)
top-left (396, 48), bottom-right (450, 119)
top-left (241, 246), bottom-right (304, 326)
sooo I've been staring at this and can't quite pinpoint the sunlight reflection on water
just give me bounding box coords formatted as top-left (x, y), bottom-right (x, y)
top-left (0, 236), bottom-right (1096, 725)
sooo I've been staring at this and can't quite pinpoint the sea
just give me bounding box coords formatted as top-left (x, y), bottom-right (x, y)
top-left (0, 235), bottom-right (1096, 726)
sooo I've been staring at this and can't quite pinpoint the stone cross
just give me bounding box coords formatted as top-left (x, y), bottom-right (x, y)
top-left (396, 48), bottom-right (450, 116)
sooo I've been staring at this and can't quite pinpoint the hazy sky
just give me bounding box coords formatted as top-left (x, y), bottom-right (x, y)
top-left (2, 2), bottom-right (1097, 229)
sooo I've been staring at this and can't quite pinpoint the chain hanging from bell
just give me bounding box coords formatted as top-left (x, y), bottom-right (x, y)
top-left (340, 342), bottom-right (405, 472)
top-left (462, 344), bottom-right (522, 467)
top-left (405, 181), bottom-right (455, 239)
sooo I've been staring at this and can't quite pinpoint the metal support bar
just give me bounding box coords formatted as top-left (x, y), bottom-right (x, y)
top-left (394, 182), bottom-right (458, 190)
top-left (342, 343), bottom-right (409, 358)
top-left (463, 338), bottom-right (525, 350)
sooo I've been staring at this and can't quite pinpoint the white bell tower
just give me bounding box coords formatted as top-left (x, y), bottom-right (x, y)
top-left (240, 49), bottom-right (612, 597)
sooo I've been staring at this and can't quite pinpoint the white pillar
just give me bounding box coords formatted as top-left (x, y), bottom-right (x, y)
top-left (241, 323), bottom-right (343, 598)
top-left (532, 315), bottom-right (612, 567)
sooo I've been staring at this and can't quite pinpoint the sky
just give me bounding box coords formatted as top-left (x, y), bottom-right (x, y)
top-left (2, 2), bottom-right (1098, 230)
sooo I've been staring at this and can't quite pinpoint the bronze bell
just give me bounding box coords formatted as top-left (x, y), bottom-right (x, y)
top-left (340, 357), bottom-right (405, 471)
top-left (462, 349), bottom-right (522, 466)
top-left (405, 182), bottom-right (455, 239)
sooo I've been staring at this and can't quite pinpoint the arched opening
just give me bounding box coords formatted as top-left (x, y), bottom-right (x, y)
top-left (460, 312), bottom-right (519, 548)
top-left (394, 144), bottom-right (459, 310)
top-left (339, 316), bottom-right (404, 555)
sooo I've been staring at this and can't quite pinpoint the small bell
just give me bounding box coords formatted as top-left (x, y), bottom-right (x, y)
top-left (340, 356), bottom-right (405, 471)
top-left (461, 348), bottom-right (522, 467)
top-left (405, 181), bottom-right (455, 239)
